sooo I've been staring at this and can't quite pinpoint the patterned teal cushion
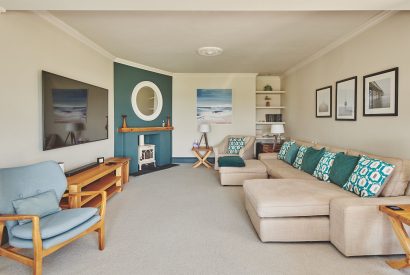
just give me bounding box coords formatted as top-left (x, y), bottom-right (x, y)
top-left (343, 155), bottom-right (395, 197)
top-left (277, 141), bottom-right (295, 160)
top-left (313, 151), bottom-right (337, 182)
top-left (293, 145), bottom-right (308, 169)
top-left (227, 137), bottom-right (246, 154)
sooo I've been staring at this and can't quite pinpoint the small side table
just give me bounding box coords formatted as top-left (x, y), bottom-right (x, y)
top-left (192, 146), bottom-right (213, 168)
top-left (379, 205), bottom-right (410, 269)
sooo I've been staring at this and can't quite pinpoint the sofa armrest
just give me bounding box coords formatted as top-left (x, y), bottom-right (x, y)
top-left (330, 196), bottom-right (410, 256)
top-left (258, 153), bottom-right (278, 160)
top-left (239, 137), bottom-right (255, 160)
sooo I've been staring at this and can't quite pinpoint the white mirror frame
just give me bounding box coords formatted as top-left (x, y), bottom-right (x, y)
top-left (131, 81), bottom-right (163, 121)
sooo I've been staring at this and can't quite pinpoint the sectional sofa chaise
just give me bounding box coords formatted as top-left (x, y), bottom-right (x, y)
top-left (243, 138), bottom-right (410, 257)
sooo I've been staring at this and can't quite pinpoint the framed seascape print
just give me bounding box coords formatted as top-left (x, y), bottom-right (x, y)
top-left (363, 67), bottom-right (398, 116)
top-left (336, 76), bottom-right (357, 121)
top-left (316, 86), bottom-right (332, 118)
top-left (197, 89), bottom-right (232, 124)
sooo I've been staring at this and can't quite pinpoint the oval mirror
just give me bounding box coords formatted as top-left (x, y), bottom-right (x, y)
top-left (131, 81), bottom-right (163, 121)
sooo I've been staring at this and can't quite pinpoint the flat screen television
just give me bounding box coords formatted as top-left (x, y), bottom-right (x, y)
top-left (42, 71), bottom-right (109, 151)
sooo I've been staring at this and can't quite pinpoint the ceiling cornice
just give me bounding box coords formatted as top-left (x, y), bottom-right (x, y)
top-left (34, 11), bottom-right (174, 76)
top-left (34, 11), bottom-right (115, 60)
top-left (115, 58), bottom-right (173, 76)
top-left (281, 10), bottom-right (398, 78)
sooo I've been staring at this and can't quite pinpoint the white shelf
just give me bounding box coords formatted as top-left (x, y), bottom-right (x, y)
top-left (256, 122), bottom-right (285, 125)
top-left (256, 106), bottom-right (285, 109)
top-left (256, 91), bottom-right (286, 94)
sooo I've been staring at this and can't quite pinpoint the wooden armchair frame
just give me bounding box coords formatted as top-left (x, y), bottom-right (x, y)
top-left (0, 190), bottom-right (107, 275)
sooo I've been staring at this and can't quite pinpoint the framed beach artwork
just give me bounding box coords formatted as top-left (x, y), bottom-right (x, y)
top-left (336, 76), bottom-right (357, 121)
top-left (316, 86), bottom-right (332, 118)
top-left (197, 89), bottom-right (232, 124)
top-left (363, 67), bottom-right (398, 116)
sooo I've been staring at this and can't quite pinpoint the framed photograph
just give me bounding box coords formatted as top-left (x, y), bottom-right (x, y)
top-left (97, 157), bottom-right (105, 164)
top-left (336, 76), bottom-right (357, 121)
top-left (316, 86), bottom-right (332, 118)
top-left (363, 67), bottom-right (398, 116)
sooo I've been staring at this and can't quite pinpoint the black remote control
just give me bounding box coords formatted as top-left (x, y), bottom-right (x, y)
top-left (386, 205), bottom-right (404, 211)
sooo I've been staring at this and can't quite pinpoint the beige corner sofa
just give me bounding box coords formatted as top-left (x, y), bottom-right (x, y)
top-left (244, 138), bottom-right (410, 256)
top-left (213, 135), bottom-right (255, 170)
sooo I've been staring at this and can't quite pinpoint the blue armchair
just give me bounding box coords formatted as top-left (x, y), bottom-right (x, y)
top-left (0, 161), bottom-right (106, 275)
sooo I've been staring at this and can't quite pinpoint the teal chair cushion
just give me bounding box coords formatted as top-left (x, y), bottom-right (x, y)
top-left (12, 190), bottom-right (62, 225)
top-left (11, 207), bottom-right (98, 240)
top-left (218, 156), bottom-right (245, 167)
top-left (9, 214), bottom-right (101, 250)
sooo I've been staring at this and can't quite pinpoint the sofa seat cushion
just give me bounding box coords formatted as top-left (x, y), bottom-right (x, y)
top-left (260, 158), bottom-right (317, 180)
top-left (243, 179), bottom-right (355, 218)
top-left (220, 159), bottom-right (266, 174)
top-left (11, 207), bottom-right (98, 240)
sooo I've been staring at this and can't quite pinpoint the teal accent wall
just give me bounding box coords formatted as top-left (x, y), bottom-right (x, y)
top-left (114, 62), bottom-right (173, 173)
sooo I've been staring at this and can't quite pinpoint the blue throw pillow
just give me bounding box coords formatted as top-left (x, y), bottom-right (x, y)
top-left (218, 156), bottom-right (246, 167)
top-left (284, 143), bottom-right (300, 165)
top-left (12, 190), bottom-right (62, 225)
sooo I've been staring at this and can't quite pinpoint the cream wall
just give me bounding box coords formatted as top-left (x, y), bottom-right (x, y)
top-left (172, 74), bottom-right (256, 157)
top-left (283, 12), bottom-right (410, 159)
top-left (0, 12), bottom-right (114, 170)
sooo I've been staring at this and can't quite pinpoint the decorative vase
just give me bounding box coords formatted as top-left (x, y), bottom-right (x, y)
top-left (121, 115), bottom-right (128, 128)
top-left (166, 116), bottom-right (171, 127)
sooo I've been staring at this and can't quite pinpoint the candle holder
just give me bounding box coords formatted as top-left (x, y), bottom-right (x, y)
top-left (121, 115), bottom-right (128, 128)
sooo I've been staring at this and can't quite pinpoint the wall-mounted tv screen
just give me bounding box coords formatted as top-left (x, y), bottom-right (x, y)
top-left (42, 71), bottom-right (108, 151)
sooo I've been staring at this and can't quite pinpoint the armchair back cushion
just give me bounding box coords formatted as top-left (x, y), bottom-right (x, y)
top-left (0, 161), bottom-right (67, 235)
top-left (12, 190), bottom-right (62, 225)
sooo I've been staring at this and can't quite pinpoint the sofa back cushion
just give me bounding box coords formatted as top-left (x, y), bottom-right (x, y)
top-left (293, 138), bottom-right (314, 147)
top-left (301, 147), bottom-right (325, 175)
top-left (347, 149), bottom-right (410, 197)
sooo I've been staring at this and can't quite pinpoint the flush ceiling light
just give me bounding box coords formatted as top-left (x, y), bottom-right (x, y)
top-left (197, 46), bottom-right (223, 57)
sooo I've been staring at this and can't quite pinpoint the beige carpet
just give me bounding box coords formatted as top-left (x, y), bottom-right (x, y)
top-left (0, 165), bottom-right (409, 275)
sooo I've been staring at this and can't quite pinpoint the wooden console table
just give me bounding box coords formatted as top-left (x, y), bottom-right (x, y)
top-left (61, 159), bottom-right (129, 208)
top-left (380, 205), bottom-right (410, 269)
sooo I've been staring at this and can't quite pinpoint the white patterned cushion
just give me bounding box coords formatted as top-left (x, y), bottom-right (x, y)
top-left (227, 137), bottom-right (246, 154)
top-left (313, 151), bottom-right (337, 182)
top-left (343, 155), bottom-right (395, 197)
top-left (277, 141), bottom-right (295, 160)
top-left (292, 145), bottom-right (308, 169)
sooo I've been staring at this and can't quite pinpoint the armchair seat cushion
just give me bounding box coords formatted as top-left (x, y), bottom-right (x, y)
top-left (11, 207), bottom-right (98, 240)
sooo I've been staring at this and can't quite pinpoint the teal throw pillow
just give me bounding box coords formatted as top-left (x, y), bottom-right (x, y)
top-left (227, 137), bottom-right (246, 154)
top-left (277, 141), bottom-right (295, 160)
top-left (284, 143), bottom-right (300, 165)
top-left (313, 151), bottom-right (337, 182)
top-left (12, 190), bottom-right (61, 225)
top-left (293, 145), bottom-right (308, 170)
top-left (218, 156), bottom-right (246, 167)
top-left (329, 153), bottom-right (359, 187)
top-left (300, 147), bottom-right (325, 175)
top-left (343, 155), bottom-right (395, 197)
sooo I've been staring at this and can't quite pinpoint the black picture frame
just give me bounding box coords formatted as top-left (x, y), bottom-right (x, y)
top-left (363, 67), bottom-right (398, 117)
top-left (335, 76), bottom-right (357, 121)
top-left (316, 86), bottom-right (332, 118)
top-left (97, 157), bottom-right (105, 164)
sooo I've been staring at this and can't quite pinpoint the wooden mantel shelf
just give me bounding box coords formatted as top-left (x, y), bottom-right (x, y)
top-left (118, 126), bottom-right (174, 133)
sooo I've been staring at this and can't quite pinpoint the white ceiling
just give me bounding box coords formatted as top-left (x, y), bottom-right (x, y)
top-left (50, 11), bottom-right (381, 73)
